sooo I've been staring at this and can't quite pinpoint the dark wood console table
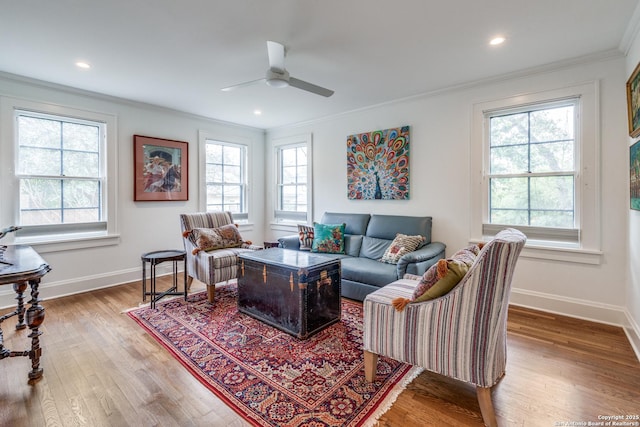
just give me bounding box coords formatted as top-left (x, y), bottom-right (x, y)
top-left (0, 244), bottom-right (50, 383)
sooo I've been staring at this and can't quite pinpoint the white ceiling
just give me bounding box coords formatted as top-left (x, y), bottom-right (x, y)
top-left (1, 0), bottom-right (639, 129)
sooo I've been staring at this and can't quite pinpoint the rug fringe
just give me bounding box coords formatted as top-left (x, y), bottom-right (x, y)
top-left (361, 366), bottom-right (424, 427)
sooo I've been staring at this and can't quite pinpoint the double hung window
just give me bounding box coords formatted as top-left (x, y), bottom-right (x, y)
top-left (272, 133), bottom-right (312, 224)
top-left (204, 139), bottom-right (248, 221)
top-left (486, 100), bottom-right (579, 242)
top-left (15, 110), bottom-right (107, 236)
top-left (471, 82), bottom-right (601, 263)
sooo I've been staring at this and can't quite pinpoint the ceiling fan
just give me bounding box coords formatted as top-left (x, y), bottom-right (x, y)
top-left (221, 41), bottom-right (334, 97)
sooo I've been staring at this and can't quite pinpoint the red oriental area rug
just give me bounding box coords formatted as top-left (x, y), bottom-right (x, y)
top-left (127, 283), bottom-right (422, 427)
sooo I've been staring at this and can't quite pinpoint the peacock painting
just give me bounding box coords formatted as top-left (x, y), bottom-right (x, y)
top-left (346, 125), bottom-right (410, 200)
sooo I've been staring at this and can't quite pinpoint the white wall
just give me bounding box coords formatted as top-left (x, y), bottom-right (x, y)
top-left (2, 54), bottom-right (638, 358)
top-left (0, 74), bottom-right (265, 307)
top-left (267, 55), bottom-right (634, 332)
top-left (625, 30), bottom-right (640, 358)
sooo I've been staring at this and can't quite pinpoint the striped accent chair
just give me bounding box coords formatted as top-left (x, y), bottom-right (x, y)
top-left (363, 228), bottom-right (526, 427)
top-left (180, 212), bottom-right (262, 303)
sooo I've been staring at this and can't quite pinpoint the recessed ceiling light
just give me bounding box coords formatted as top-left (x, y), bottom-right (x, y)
top-left (254, 109), bottom-right (262, 116)
top-left (489, 36), bottom-right (506, 46)
top-left (75, 61), bottom-right (91, 69)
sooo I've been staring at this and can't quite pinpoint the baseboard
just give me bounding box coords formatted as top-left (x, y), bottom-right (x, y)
top-left (510, 288), bottom-right (628, 326)
top-left (623, 309), bottom-right (640, 363)
top-left (510, 288), bottom-right (640, 362)
top-left (0, 263), bottom-right (179, 310)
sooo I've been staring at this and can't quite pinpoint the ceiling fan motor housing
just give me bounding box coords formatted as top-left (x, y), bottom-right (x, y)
top-left (266, 69), bottom-right (290, 88)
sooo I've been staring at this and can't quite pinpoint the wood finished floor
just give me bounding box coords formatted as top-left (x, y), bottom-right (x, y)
top-left (1, 277), bottom-right (639, 427)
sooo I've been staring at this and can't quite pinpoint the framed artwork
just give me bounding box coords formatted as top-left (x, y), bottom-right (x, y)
top-left (134, 135), bottom-right (188, 201)
top-left (347, 125), bottom-right (409, 200)
top-left (631, 140), bottom-right (640, 210)
top-left (626, 61), bottom-right (640, 138)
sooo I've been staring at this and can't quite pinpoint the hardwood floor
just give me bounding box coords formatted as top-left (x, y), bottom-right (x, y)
top-left (1, 278), bottom-right (639, 427)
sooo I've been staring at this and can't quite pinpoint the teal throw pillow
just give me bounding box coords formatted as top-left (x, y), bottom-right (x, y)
top-left (312, 223), bottom-right (346, 254)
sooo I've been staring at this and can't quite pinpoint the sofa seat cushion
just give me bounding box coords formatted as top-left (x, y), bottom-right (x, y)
top-left (194, 246), bottom-right (261, 285)
top-left (341, 257), bottom-right (398, 287)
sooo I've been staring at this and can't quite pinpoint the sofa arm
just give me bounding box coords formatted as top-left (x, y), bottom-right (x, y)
top-left (396, 242), bottom-right (446, 277)
top-left (278, 234), bottom-right (301, 250)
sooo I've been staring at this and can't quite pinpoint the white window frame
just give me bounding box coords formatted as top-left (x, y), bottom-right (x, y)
top-left (198, 131), bottom-right (252, 223)
top-left (0, 97), bottom-right (119, 253)
top-left (485, 98), bottom-right (580, 242)
top-left (272, 134), bottom-right (313, 225)
top-left (470, 82), bottom-right (602, 264)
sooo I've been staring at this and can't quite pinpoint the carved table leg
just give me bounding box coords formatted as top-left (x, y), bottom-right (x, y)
top-left (0, 327), bottom-right (7, 359)
top-left (13, 281), bottom-right (28, 330)
top-left (26, 278), bottom-right (45, 382)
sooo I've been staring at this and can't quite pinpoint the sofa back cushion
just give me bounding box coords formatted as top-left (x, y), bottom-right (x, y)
top-left (321, 212), bottom-right (371, 235)
top-left (366, 214), bottom-right (432, 245)
top-left (344, 235), bottom-right (363, 257)
top-left (360, 236), bottom-right (392, 260)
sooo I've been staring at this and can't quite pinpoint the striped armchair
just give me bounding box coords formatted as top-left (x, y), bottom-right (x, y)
top-left (180, 211), bottom-right (262, 303)
top-left (363, 228), bottom-right (526, 427)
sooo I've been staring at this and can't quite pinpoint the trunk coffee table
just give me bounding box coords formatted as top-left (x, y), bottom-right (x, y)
top-left (237, 248), bottom-right (341, 339)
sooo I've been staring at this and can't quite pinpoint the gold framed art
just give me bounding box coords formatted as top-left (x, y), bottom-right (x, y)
top-left (134, 135), bottom-right (188, 201)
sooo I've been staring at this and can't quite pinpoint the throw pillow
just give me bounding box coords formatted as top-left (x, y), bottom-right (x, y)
top-left (412, 259), bottom-right (470, 303)
top-left (412, 245), bottom-right (482, 301)
top-left (298, 224), bottom-right (314, 251)
top-left (380, 233), bottom-right (425, 264)
top-left (190, 224), bottom-right (244, 254)
top-left (311, 223), bottom-right (346, 254)
top-left (398, 243), bottom-right (483, 308)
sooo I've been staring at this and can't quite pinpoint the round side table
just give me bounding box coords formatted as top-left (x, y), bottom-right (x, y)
top-left (141, 249), bottom-right (187, 309)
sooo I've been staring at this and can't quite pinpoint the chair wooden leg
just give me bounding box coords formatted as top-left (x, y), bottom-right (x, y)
top-left (206, 284), bottom-right (215, 303)
top-left (364, 350), bottom-right (378, 382)
top-left (477, 386), bottom-right (498, 427)
top-left (186, 275), bottom-right (194, 291)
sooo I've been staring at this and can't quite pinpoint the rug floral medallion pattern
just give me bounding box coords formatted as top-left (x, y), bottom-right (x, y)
top-left (127, 284), bottom-right (420, 427)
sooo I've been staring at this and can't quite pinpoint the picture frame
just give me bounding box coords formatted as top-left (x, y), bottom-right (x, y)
top-left (626, 61), bottom-right (640, 138)
top-left (631, 140), bottom-right (640, 211)
top-left (134, 135), bottom-right (188, 201)
top-left (347, 125), bottom-right (410, 200)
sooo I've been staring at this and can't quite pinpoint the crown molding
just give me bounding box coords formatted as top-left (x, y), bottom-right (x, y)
top-left (267, 49), bottom-right (624, 132)
top-left (0, 70), bottom-right (264, 133)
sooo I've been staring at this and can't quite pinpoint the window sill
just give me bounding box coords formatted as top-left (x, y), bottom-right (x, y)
top-left (15, 233), bottom-right (121, 254)
top-left (470, 238), bottom-right (602, 265)
top-left (270, 222), bottom-right (300, 233)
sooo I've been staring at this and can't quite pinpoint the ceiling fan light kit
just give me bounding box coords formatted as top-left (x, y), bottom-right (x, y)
top-left (222, 41), bottom-right (333, 97)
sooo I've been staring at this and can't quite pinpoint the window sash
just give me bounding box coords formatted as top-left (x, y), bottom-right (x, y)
top-left (15, 110), bottom-right (106, 235)
top-left (486, 99), bottom-right (578, 233)
top-left (277, 144), bottom-right (307, 216)
top-left (204, 140), bottom-right (248, 217)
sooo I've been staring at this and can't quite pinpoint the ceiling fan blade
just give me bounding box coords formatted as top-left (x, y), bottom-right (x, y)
top-left (221, 78), bottom-right (265, 92)
top-left (266, 41), bottom-right (286, 73)
top-left (289, 77), bottom-right (334, 97)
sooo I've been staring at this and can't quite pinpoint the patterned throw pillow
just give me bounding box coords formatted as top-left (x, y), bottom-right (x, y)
top-left (411, 244), bottom-right (482, 301)
top-left (191, 224), bottom-right (243, 254)
top-left (298, 224), bottom-right (314, 251)
top-left (380, 233), bottom-right (426, 264)
top-left (413, 259), bottom-right (470, 302)
top-left (311, 223), bottom-right (346, 254)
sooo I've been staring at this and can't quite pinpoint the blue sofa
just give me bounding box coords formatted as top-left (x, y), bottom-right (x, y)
top-left (278, 212), bottom-right (446, 301)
